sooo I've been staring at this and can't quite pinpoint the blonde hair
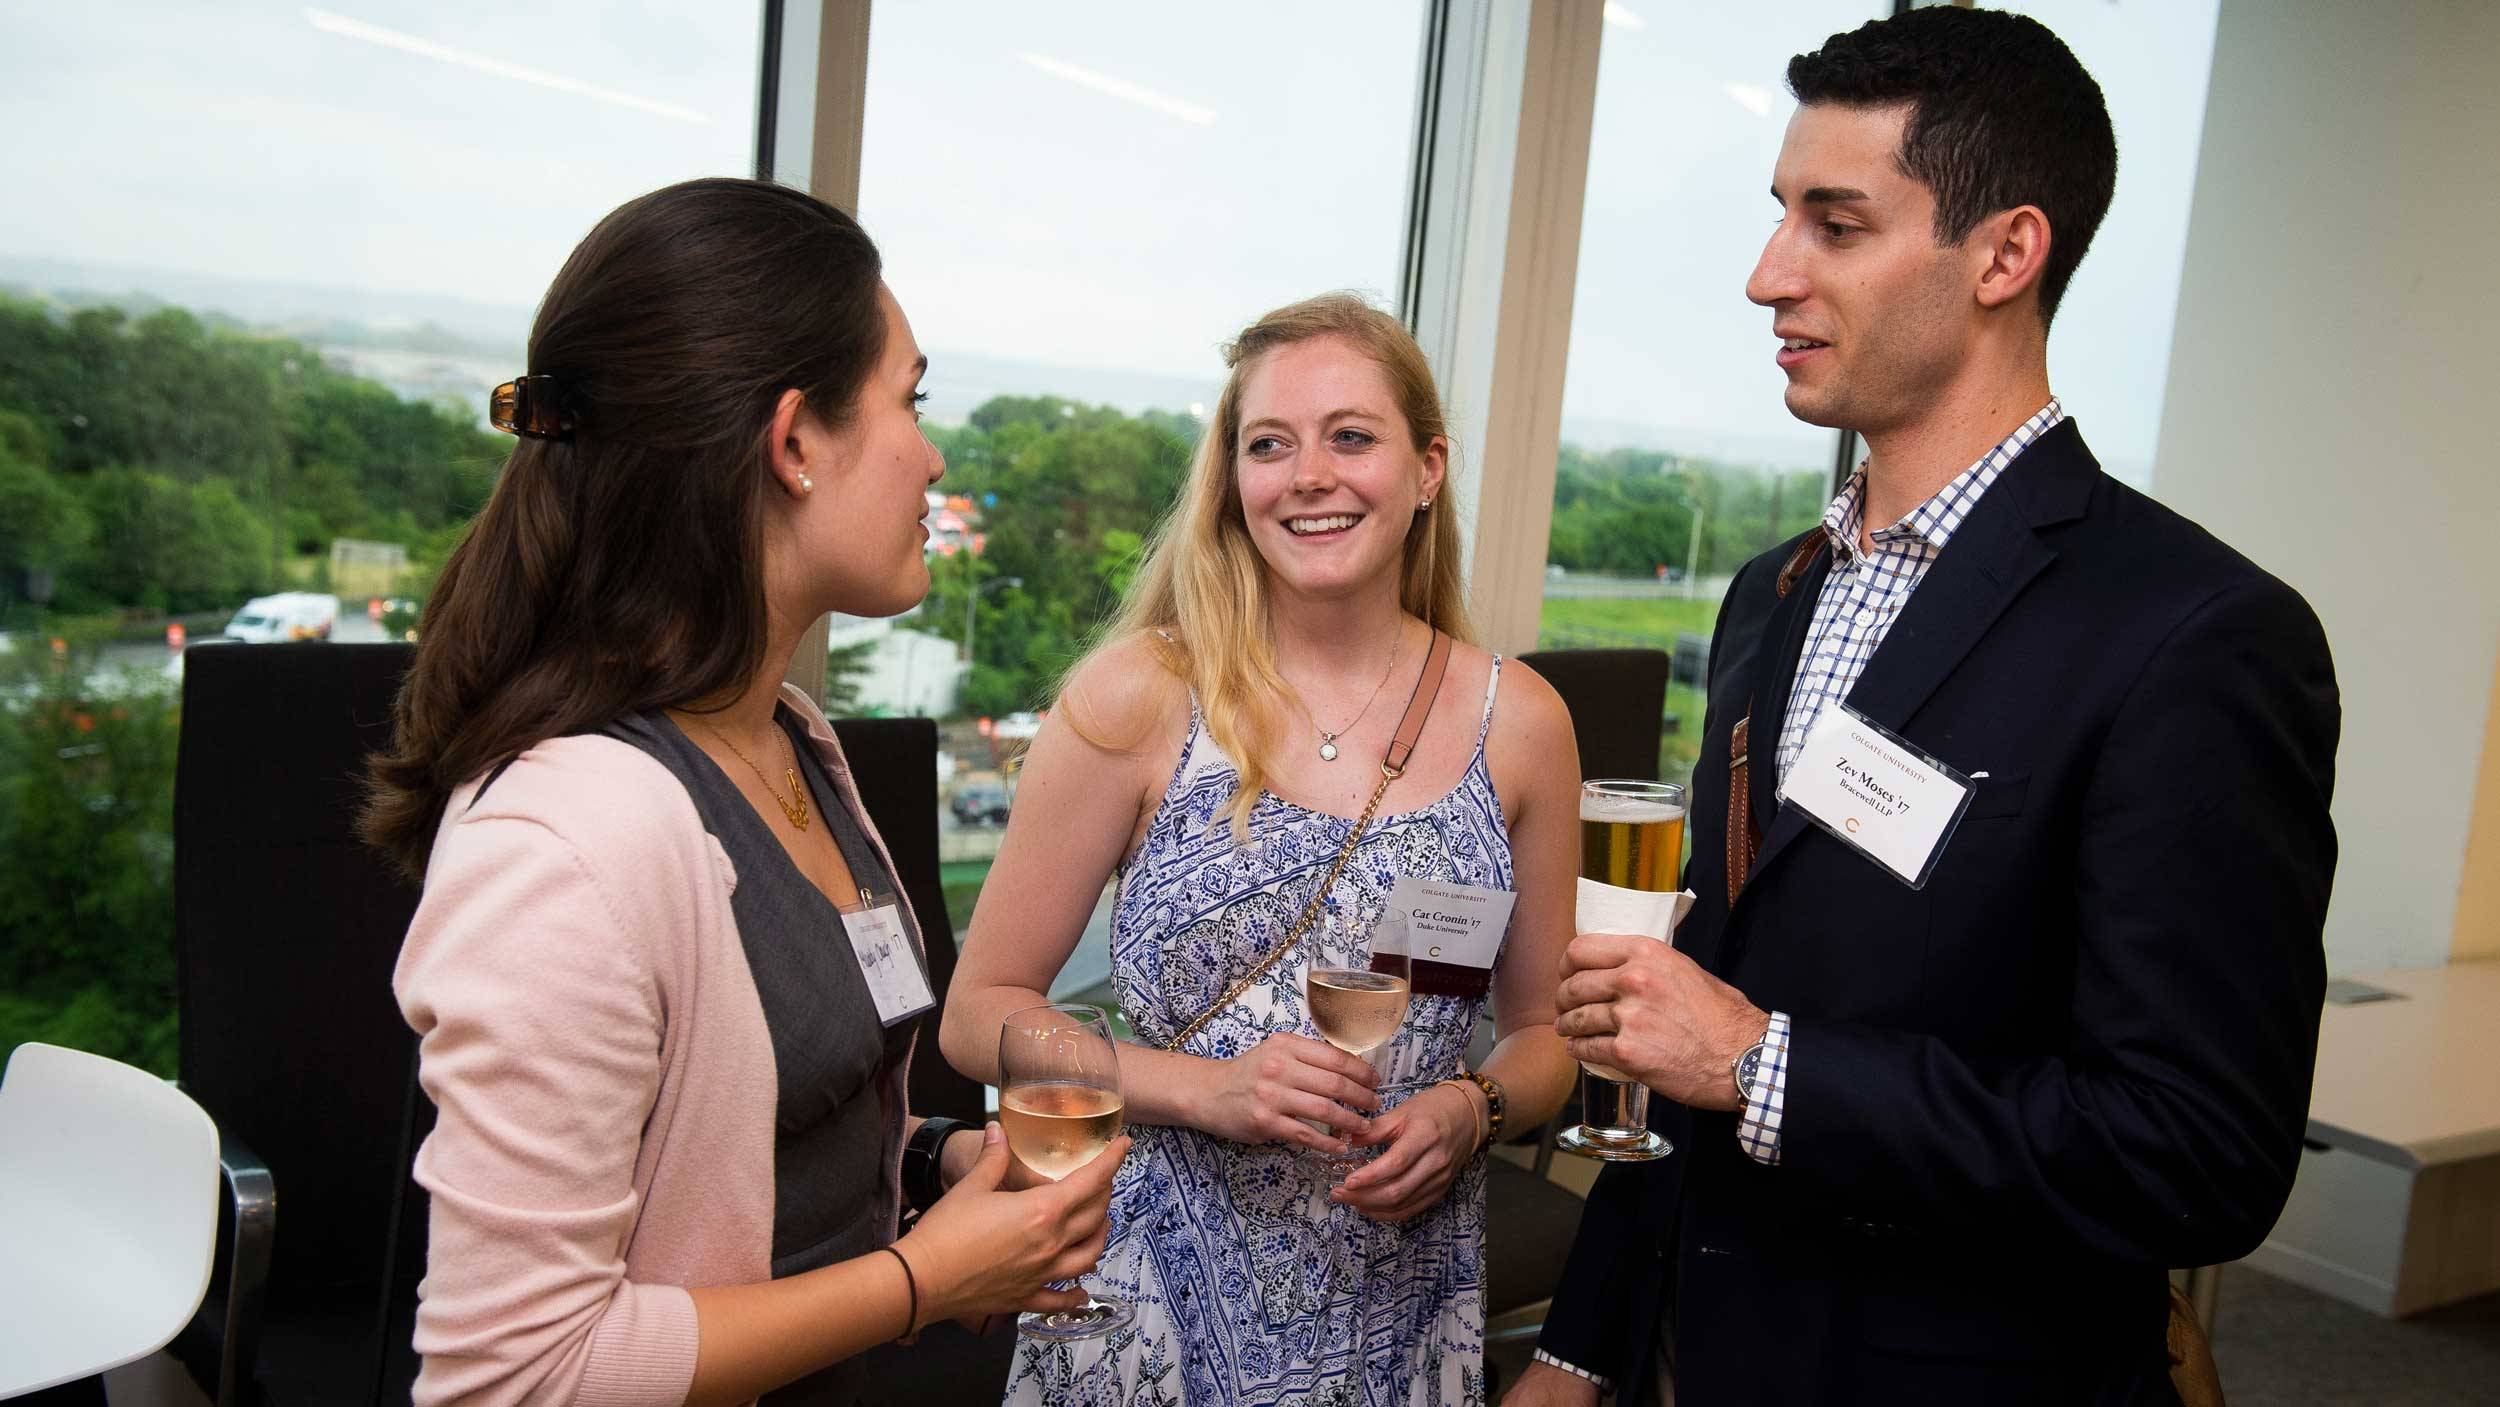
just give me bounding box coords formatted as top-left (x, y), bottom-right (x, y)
top-left (1067, 292), bottom-right (1475, 830)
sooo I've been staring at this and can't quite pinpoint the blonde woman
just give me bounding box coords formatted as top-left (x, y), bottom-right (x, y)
top-left (942, 294), bottom-right (1579, 1404)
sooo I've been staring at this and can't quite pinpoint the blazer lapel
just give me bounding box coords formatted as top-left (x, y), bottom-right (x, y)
top-left (1747, 545), bottom-right (1832, 841)
top-left (1741, 420), bottom-right (2097, 891)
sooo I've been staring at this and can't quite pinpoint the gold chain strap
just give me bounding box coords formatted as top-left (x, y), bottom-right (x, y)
top-left (1160, 760), bottom-right (1402, 1052)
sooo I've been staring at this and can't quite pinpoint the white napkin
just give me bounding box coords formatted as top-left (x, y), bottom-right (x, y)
top-left (1572, 880), bottom-right (1696, 1079)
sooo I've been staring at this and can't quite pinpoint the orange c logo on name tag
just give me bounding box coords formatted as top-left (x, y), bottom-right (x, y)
top-left (1844, 816), bottom-right (1862, 834)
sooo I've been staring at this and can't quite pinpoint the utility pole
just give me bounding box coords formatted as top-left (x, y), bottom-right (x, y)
top-left (1684, 506), bottom-right (1705, 600)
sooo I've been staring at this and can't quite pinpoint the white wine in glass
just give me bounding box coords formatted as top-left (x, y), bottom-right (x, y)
top-left (997, 1003), bottom-right (1133, 1341)
top-left (1302, 910), bottom-right (1413, 1176)
top-left (1308, 970), bottom-right (1410, 1056)
top-left (998, 1080), bottom-right (1125, 1181)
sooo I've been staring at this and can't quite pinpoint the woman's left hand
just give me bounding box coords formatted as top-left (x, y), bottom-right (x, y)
top-left (1330, 1083), bottom-right (1480, 1223)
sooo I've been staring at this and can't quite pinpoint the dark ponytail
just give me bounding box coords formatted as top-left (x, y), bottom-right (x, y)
top-left (362, 178), bottom-right (886, 877)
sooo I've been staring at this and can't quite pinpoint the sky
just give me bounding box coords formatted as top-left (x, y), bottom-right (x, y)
top-left (1568, 0), bottom-right (2220, 481)
top-left (0, 0), bottom-right (2214, 487)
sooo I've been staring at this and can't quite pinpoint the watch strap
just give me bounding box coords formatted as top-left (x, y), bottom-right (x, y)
top-left (903, 1115), bottom-right (973, 1214)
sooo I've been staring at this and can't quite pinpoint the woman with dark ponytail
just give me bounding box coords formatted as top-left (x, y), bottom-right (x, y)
top-left (364, 178), bottom-right (1122, 1407)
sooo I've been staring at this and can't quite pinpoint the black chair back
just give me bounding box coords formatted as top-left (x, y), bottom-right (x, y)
top-left (1516, 648), bottom-right (1672, 781)
top-left (176, 641), bottom-right (423, 1404)
top-left (830, 716), bottom-right (986, 1125)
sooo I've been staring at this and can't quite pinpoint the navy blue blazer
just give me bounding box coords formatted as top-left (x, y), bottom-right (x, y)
top-left (1535, 421), bottom-right (2340, 1404)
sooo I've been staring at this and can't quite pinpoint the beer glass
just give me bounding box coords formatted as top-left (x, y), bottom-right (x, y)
top-left (1556, 778), bottom-right (1686, 1161)
top-left (999, 1003), bottom-right (1133, 1339)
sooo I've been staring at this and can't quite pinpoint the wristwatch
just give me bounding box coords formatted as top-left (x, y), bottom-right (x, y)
top-left (902, 1116), bottom-right (974, 1214)
top-left (1732, 1036), bottom-right (1771, 1106)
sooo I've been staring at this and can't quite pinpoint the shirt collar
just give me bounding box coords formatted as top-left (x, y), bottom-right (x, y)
top-left (1819, 397), bottom-right (2064, 562)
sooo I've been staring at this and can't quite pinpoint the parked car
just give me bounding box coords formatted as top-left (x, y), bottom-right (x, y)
top-left (950, 781), bottom-right (1012, 826)
top-left (222, 592), bottom-right (338, 642)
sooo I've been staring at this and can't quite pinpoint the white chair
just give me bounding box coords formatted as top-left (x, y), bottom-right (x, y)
top-left (0, 1042), bottom-right (221, 1399)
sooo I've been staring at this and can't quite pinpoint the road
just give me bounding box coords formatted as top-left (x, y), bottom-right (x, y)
top-left (86, 612), bottom-right (393, 682)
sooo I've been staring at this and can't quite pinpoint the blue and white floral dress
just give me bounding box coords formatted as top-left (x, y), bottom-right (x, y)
top-left (1005, 660), bottom-right (1512, 1407)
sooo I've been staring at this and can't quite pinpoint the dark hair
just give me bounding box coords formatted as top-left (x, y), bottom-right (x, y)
top-left (1788, 6), bottom-right (2116, 324)
top-left (362, 177), bottom-right (886, 876)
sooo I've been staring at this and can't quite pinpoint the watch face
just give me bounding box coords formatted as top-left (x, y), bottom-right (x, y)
top-left (1736, 1045), bottom-right (1763, 1092)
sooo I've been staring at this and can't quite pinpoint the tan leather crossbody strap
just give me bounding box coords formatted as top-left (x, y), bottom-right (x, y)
top-left (1162, 628), bottom-right (1452, 1052)
top-left (1384, 628), bottom-right (1454, 777)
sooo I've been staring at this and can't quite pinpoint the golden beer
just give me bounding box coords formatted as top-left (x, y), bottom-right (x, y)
top-left (1579, 788), bottom-right (1687, 892)
top-left (1560, 778), bottom-right (1687, 1161)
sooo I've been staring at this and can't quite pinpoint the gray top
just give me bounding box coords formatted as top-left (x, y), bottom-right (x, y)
top-left (602, 708), bottom-right (926, 1407)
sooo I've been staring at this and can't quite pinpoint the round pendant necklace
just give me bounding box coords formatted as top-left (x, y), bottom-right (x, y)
top-left (1307, 626), bottom-right (1403, 763)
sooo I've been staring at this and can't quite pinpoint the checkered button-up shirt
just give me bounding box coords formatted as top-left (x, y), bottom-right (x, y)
top-left (1740, 398), bottom-right (2063, 1167)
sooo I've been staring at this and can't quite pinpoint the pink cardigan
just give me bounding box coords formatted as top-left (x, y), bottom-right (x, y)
top-left (393, 687), bottom-right (919, 1407)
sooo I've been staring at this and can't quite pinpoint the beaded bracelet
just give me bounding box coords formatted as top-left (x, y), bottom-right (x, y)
top-left (1455, 1068), bottom-right (1505, 1148)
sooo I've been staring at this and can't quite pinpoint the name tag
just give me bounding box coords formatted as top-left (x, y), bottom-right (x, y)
top-left (840, 902), bottom-right (936, 1027)
top-left (1778, 706), bottom-right (1973, 889)
top-left (1384, 875), bottom-right (1515, 998)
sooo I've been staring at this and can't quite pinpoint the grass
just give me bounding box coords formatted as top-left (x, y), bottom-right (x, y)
top-left (1536, 594), bottom-right (1720, 643)
top-left (938, 858), bottom-right (992, 936)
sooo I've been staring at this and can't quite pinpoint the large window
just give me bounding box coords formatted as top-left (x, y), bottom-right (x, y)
top-left (850, 1), bottom-right (1430, 984)
top-left (0, 0), bottom-right (2224, 1065)
top-left (1541, 2), bottom-right (1882, 791)
top-left (0, 2), bottom-right (764, 1071)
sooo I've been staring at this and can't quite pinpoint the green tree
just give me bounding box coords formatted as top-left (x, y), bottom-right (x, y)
top-left (0, 437), bottom-right (93, 588)
top-left (0, 291), bottom-right (506, 618)
top-left (1545, 442), bottom-right (1823, 579)
top-left (75, 468), bottom-right (271, 612)
top-left (0, 651), bottom-right (182, 1075)
top-left (919, 399), bottom-right (1194, 712)
top-left (823, 638), bottom-right (877, 715)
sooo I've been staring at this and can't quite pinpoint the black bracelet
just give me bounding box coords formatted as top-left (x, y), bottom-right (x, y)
top-left (903, 1116), bottom-right (974, 1214)
top-left (882, 1245), bottom-right (920, 1344)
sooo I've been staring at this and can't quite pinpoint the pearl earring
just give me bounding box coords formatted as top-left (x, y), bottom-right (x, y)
top-left (1419, 498), bottom-right (1432, 510)
top-left (798, 475), bottom-right (813, 493)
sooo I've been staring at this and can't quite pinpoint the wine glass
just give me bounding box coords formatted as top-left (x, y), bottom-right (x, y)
top-left (1302, 907), bottom-right (1414, 1179)
top-left (997, 1002), bottom-right (1133, 1340)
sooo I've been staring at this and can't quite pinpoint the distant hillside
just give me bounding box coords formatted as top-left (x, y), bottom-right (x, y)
top-left (0, 252), bottom-right (1837, 467)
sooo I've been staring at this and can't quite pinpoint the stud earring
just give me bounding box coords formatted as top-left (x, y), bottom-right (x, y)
top-left (1419, 498), bottom-right (1433, 510)
top-left (798, 475), bottom-right (814, 493)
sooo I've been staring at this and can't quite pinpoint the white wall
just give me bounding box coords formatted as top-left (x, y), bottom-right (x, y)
top-left (2150, 0), bottom-right (2500, 974)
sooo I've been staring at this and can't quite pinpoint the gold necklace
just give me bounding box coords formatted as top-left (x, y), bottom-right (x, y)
top-left (685, 713), bottom-right (810, 830)
top-left (1304, 623), bottom-right (1403, 763)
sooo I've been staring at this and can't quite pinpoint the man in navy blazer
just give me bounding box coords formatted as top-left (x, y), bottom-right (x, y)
top-left (1509, 10), bottom-right (2339, 1405)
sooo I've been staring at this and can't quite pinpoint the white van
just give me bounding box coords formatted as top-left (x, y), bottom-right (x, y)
top-left (222, 592), bottom-right (338, 643)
